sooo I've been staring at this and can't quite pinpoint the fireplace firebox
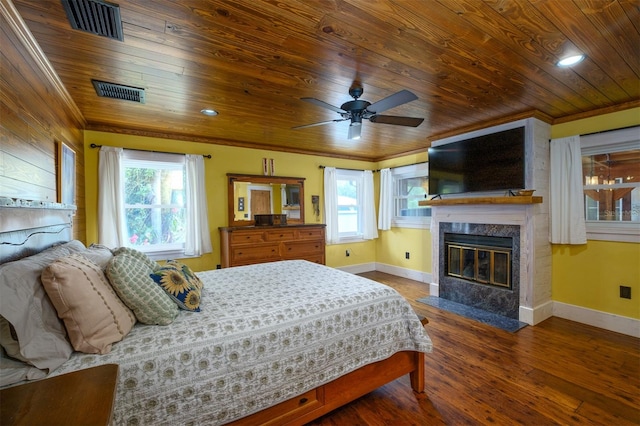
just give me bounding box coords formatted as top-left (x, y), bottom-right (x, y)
top-left (445, 233), bottom-right (512, 289)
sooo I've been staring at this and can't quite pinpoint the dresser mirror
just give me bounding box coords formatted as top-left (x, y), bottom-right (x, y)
top-left (227, 173), bottom-right (305, 226)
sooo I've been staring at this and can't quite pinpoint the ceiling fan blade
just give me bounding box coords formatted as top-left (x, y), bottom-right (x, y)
top-left (369, 115), bottom-right (424, 127)
top-left (292, 118), bottom-right (348, 129)
top-left (301, 97), bottom-right (345, 114)
top-left (366, 89), bottom-right (418, 114)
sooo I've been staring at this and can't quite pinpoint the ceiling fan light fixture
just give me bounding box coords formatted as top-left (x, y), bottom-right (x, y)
top-left (348, 122), bottom-right (362, 140)
top-left (557, 54), bottom-right (585, 67)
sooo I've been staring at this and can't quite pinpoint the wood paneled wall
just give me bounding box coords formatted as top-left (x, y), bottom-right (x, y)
top-left (1, 0), bottom-right (86, 242)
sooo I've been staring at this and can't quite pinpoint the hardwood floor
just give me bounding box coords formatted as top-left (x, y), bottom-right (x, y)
top-left (307, 271), bottom-right (640, 426)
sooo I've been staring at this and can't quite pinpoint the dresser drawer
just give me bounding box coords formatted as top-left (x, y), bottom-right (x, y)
top-left (230, 232), bottom-right (265, 244)
top-left (296, 228), bottom-right (325, 240)
top-left (231, 244), bottom-right (280, 263)
top-left (264, 229), bottom-right (297, 241)
top-left (282, 240), bottom-right (324, 258)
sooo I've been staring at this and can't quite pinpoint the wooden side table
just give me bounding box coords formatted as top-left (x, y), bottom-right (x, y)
top-left (0, 364), bottom-right (118, 426)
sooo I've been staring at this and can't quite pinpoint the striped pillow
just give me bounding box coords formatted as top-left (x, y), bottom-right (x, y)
top-left (41, 254), bottom-right (136, 354)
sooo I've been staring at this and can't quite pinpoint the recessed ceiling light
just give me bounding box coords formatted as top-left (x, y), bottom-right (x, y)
top-left (557, 54), bottom-right (585, 67)
top-left (201, 108), bottom-right (218, 116)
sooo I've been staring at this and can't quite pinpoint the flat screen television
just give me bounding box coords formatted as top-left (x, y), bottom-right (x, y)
top-left (428, 126), bottom-right (525, 195)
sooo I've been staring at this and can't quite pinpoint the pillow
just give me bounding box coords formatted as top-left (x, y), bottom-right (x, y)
top-left (80, 244), bottom-right (114, 270)
top-left (111, 247), bottom-right (159, 271)
top-left (106, 252), bottom-right (179, 325)
top-left (1, 347), bottom-right (47, 387)
top-left (41, 254), bottom-right (136, 354)
top-left (0, 316), bottom-right (29, 364)
top-left (0, 241), bottom-right (87, 372)
top-left (150, 261), bottom-right (202, 312)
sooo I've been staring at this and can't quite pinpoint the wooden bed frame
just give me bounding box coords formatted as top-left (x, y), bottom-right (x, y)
top-left (0, 201), bottom-right (427, 425)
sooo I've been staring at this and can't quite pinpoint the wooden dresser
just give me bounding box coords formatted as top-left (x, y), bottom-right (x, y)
top-left (219, 224), bottom-right (326, 268)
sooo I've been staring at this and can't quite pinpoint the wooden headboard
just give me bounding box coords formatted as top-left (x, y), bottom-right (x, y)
top-left (0, 198), bottom-right (76, 264)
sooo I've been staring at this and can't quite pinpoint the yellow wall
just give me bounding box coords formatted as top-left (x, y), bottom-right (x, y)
top-left (374, 153), bottom-right (432, 272)
top-left (552, 241), bottom-right (640, 319)
top-left (83, 130), bottom-right (375, 271)
top-left (550, 107), bottom-right (640, 319)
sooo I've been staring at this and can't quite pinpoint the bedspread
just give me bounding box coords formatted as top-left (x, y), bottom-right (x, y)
top-left (51, 260), bottom-right (433, 425)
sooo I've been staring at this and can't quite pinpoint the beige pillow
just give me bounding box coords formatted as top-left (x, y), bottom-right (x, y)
top-left (41, 254), bottom-right (136, 354)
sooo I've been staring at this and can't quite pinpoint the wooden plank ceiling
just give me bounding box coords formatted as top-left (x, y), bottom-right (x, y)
top-left (12, 0), bottom-right (640, 161)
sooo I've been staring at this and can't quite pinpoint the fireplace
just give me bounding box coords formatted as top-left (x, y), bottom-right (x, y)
top-left (439, 223), bottom-right (520, 319)
top-left (444, 233), bottom-right (513, 289)
top-left (426, 118), bottom-right (552, 326)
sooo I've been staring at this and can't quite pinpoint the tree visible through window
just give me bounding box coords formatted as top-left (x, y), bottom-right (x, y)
top-left (123, 157), bottom-right (186, 252)
top-left (336, 172), bottom-right (360, 236)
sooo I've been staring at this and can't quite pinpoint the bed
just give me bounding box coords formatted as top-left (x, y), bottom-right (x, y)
top-left (0, 200), bottom-right (432, 425)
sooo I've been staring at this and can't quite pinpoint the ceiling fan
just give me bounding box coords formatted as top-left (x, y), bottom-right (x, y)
top-left (292, 86), bottom-right (424, 140)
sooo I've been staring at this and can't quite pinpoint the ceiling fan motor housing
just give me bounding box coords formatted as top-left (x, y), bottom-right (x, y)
top-left (341, 99), bottom-right (371, 113)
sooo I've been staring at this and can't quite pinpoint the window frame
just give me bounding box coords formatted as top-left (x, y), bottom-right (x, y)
top-left (580, 126), bottom-right (640, 243)
top-left (391, 163), bottom-right (431, 229)
top-left (335, 168), bottom-right (364, 242)
top-left (122, 150), bottom-right (188, 260)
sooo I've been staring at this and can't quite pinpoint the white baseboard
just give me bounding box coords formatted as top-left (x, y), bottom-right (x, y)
top-left (337, 262), bottom-right (376, 274)
top-left (375, 263), bottom-right (432, 284)
top-left (519, 300), bottom-right (553, 326)
top-left (553, 301), bottom-right (640, 338)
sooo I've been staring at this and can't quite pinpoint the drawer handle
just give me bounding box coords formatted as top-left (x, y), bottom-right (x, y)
top-left (299, 397), bottom-right (308, 404)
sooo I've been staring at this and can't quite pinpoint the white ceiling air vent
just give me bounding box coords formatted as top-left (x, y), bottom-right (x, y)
top-left (92, 80), bottom-right (145, 103)
top-left (62, 0), bottom-right (124, 41)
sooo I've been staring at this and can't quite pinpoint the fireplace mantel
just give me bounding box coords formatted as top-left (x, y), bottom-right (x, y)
top-left (419, 196), bottom-right (542, 206)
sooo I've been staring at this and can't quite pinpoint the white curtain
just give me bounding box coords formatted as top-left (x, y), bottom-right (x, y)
top-left (323, 167), bottom-right (339, 244)
top-left (549, 136), bottom-right (587, 244)
top-left (378, 168), bottom-right (393, 230)
top-left (98, 146), bottom-right (126, 248)
top-left (185, 154), bottom-right (213, 256)
top-left (362, 170), bottom-right (378, 240)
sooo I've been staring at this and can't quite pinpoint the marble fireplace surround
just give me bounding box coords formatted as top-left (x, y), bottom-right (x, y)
top-left (440, 222), bottom-right (521, 319)
top-left (430, 203), bottom-right (552, 325)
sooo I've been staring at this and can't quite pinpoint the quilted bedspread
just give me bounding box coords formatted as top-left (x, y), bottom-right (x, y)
top-left (51, 260), bottom-right (433, 425)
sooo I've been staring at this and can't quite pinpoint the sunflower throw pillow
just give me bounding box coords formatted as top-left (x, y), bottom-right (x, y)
top-left (150, 262), bottom-right (201, 312)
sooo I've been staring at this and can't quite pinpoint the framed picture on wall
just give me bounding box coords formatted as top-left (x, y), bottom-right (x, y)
top-left (58, 141), bottom-right (75, 205)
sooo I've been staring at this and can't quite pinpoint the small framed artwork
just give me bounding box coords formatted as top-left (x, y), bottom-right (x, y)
top-left (58, 141), bottom-right (76, 205)
top-left (238, 196), bottom-right (245, 211)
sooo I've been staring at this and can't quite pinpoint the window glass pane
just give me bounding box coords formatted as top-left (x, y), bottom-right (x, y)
top-left (582, 150), bottom-right (640, 223)
top-left (124, 165), bottom-right (186, 248)
top-left (396, 176), bottom-right (430, 217)
top-left (337, 177), bottom-right (359, 234)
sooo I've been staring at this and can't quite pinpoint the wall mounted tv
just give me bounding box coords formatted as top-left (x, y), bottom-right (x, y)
top-left (428, 126), bottom-right (525, 195)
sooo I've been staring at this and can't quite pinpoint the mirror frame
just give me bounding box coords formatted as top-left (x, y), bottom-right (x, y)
top-left (227, 173), bottom-right (305, 227)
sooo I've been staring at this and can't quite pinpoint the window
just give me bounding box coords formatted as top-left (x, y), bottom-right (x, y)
top-left (392, 163), bottom-right (431, 228)
top-left (122, 151), bottom-right (187, 257)
top-left (336, 169), bottom-right (362, 239)
top-left (581, 126), bottom-right (640, 242)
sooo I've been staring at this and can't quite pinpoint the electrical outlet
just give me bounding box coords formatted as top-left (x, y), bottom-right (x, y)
top-left (620, 285), bottom-right (631, 299)
top-left (405, 252), bottom-right (410, 259)
top-left (216, 264), bottom-right (221, 269)
top-left (346, 249), bottom-right (351, 257)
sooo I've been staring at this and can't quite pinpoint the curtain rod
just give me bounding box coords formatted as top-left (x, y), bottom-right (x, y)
top-left (90, 143), bottom-right (211, 159)
top-left (318, 165), bottom-right (378, 172)
top-left (376, 161), bottom-right (428, 172)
